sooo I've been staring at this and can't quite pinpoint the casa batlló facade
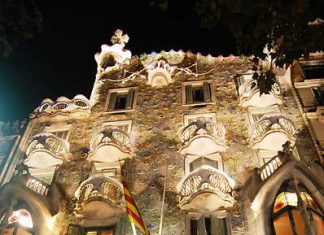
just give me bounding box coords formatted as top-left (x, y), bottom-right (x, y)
top-left (0, 30), bottom-right (323, 235)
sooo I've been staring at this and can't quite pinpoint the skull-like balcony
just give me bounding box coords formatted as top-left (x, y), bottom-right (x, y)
top-left (146, 60), bottom-right (174, 87)
top-left (239, 80), bottom-right (282, 107)
top-left (249, 114), bottom-right (296, 150)
top-left (25, 133), bottom-right (70, 179)
top-left (177, 165), bottom-right (235, 213)
top-left (75, 175), bottom-right (124, 225)
top-left (180, 120), bottom-right (226, 156)
top-left (89, 128), bottom-right (132, 167)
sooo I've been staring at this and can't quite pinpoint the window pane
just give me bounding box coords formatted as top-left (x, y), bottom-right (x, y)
top-left (273, 211), bottom-right (294, 235)
top-left (86, 231), bottom-right (97, 235)
top-left (101, 230), bottom-right (113, 235)
top-left (190, 220), bottom-right (197, 235)
top-left (115, 95), bottom-right (127, 109)
top-left (192, 86), bottom-right (204, 102)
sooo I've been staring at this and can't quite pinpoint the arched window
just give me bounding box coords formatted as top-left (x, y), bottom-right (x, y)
top-left (272, 184), bottom-right (324, 235)
top-left (2, 208), bottom-right (34, 235)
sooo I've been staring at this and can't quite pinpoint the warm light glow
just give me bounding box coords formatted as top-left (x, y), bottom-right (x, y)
top-left (46, 215), bottom-right (57, 230)
top-left (8, 209), bottom-right (33, 228)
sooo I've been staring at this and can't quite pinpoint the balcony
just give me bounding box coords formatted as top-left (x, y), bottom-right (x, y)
top-left (25, 175), bottom-right (49, 196)
top-left (89, 128), bottom-right (132, 166)
top-left (249, 114), bottom-right (296, 150)
top-left (180, 120), bottom-right (226, 156)
top-left (25, 133), bottom-right (70, 170)
top-left (177, 165), bottom-right (235, 213)
top-left (258, 152), bottom-right (290, 181)
top-left (239, 80), bottom-right (282, 107)
top-left (75, 175), bottom-right (124, 224)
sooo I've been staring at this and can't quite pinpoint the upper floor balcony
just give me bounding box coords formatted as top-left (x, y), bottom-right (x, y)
top-left (75, 175), bottom-right (124, 225)
top-left (25, 133), bottom-right (70, 170)
top-left (30, 95), bottom-right (91, 121)
top-left (176, 165), bottom-right (235, 214)
top-left (88, 128), bottom-right (132, 166)
top-left (249, 114), bottom-right (296, 151)
top-left (239, 79), bottom-right (282, 107)
top-left (180, 120), bottom-right (226, 156)
top-left (258, 151), bottom-right (290, 181)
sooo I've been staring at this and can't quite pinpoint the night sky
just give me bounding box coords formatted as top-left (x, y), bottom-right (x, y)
top-left (0, 1), bottom-right (235, 121)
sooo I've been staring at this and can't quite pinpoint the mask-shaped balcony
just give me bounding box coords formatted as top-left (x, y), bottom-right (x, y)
top-left (249, 114), bottom-right (296, 150)
top-left (75, 175), bottom-right (124, 224)
top-left (180, 120), bottom-right (226, 156)
top-left (146, 60), bottom-right (174, 87)
top-left (25, 133), bottom-right (69, 171)
top-left (239, 80), bottom-right (282, 107)
top-left (177, 165), bottom-right (235, 213)
top-left (89, 128), bottom-right (132, 166)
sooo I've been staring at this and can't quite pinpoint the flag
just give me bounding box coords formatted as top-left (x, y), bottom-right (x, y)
top-left (122, 176), bottom-right (150, 235)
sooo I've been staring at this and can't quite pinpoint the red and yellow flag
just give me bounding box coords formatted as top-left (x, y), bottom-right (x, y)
top-left (122, 177), bottom-right (150, 235)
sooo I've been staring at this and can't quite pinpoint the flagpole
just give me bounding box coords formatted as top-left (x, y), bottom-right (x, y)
top-left (158, 157), bottom-right (168, 235)
top-left (131, 221), bottom-right (138, 235)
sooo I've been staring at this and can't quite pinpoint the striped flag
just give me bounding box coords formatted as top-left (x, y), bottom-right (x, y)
top-left (122, 176), bottom-right (150, 235)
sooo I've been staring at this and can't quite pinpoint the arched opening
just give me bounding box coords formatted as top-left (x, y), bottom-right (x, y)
top-left (0, 204), bottom-right (35, 235)
top-left (272, 182), bottom-right (324, 235)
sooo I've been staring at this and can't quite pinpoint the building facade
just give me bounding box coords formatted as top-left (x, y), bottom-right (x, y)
top-left (0, 30), bottom-right (323, 235)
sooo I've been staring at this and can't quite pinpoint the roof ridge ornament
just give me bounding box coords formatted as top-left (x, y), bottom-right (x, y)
top-left (94, 29), bottom-right (132, 77)
top-left (111, 29), bottom-right (129, 48)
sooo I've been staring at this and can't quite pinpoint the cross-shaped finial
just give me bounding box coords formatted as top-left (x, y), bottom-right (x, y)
top-left (111, 29), bottom-right (129, 48)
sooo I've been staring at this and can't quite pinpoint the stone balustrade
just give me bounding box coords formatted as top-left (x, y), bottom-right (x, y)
top-left (26, 132), bottom-right (69, 162)
top-left (26, 176), bottom-right (49, 196)
top-left (75, 175), bottom-right (124, 220)
top-left (249, 114), bottom-right (296, 150)
top-left (258, 152), bottom-right (290, 181)
top-left (180, 120), bottom-right (226, 155)
top-left (239, 79), bottom-right (282, 107)
top-left (177, 165), bottom-right (235, 212)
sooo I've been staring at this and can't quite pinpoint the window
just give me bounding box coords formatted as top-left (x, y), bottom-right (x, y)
top-left (102, 120), bottom-right (132, 134)
top-left (302, 64), bottom-right (324, 80)
top-left (190, 157), bottom-right (218, 172)
top-left (313, 86), bottom-right (324, 106)
top-left (2, 209), bottom-right (34, 235)
top-left (67, 225), bottom-right (114, 235)
top-left (189, 216), bottom-right (228, 235)
top-left (185, 153), bottom-right (223, 174)
top-left (106, 88), bottom-right (136, 112)
top-left (272, 185), bottom-right (324, 235)
top-left (247, 106), bottom-right (281, 125)
top-left (84, 227), bottom-right (114, 235)
top-left (183, 81), bottom-right (214, 105)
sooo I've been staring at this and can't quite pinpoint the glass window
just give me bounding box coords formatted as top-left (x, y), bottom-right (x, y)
top-left (190, 157), bottom-right (218, 172)
top-left (107, 88), bottom-right (135, 111)
top-left (302, 64), bottom-right (324, 79)
top-left (184, 82), bottom-right (212, 105)
top-left (273, 189), bottom-right (324, 235)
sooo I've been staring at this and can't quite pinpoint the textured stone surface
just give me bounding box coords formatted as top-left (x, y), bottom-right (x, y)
top-left (17, 54), bottom-right (319, 234)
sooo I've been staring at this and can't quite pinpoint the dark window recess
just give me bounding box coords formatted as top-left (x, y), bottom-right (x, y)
top-left (313, 87), bottom-right (324, 106)
top-left (190, 220), bottom-right (198, 235)
top-left (108, 89), bottom-right (135, 111)
top-left (115, 95), bottom-right (127, 109)
top-left (302, 64), bottom-right (324, 79)
top-left (190, 157), bottom-right (218, 172)
top-left (185, 82), bottom-right (211, 104)
top-left (190, 217), bottom-right (225, 235)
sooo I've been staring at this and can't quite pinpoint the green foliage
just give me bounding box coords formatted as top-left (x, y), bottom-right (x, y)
top-left (0, 0), bottom-right (42, 55)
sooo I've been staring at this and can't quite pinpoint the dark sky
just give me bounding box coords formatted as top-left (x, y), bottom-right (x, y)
top-left (0, 1), bottom-right (235, 121)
